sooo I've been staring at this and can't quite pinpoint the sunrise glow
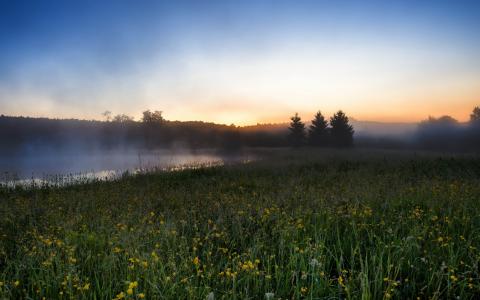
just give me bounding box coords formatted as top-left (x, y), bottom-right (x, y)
top-left (1, 1), bottom-right (479, 124)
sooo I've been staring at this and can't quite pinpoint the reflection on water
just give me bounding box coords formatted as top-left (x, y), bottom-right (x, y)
top-left (0, 149), bottom-right (251, 186)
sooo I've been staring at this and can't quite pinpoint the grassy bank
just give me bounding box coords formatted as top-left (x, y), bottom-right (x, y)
top-left (1, 149), bottom-right (480, 299)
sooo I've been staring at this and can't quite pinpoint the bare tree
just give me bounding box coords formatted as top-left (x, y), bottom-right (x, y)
top-left (112, 114), bottom-right (134, 123)
top-left (102, 110), bottom-right (112, 122)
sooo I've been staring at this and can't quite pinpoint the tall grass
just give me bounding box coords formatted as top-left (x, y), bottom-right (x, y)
top-left (1, 149), bottom-right (480, 299)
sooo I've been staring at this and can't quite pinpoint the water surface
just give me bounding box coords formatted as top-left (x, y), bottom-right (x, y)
top-left (0, 149), bottom-right (249, 185)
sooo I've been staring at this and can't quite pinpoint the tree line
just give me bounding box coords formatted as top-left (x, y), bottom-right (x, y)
top-left (412, 106), bottom-right (480, 151)
top-left (1, 106), bottom-right (479, 154)
top-left (288, 110), bottom-right (354, 147)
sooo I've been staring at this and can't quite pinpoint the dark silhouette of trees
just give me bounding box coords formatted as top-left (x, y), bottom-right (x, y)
top-left (288, 113), bottom-right (306, 147)
top-left (142, 110), bottom-right (164, 124)
top-left (5, 105), bottom-right (480, 155)
top-left (417, 116), bottom-right (459, 134)
top-left (102, 111), bottom-right (112, 122)
top-left (308, 111), bottom-right (329, 146)
top-left (112, 114), bottom-right (134, 123)
top-left (467, 106), bottom-right (480, 149)
top-left (423, 115), bottom-right (458, 125)
top-left (416, 115), bottom-right (460, 150)
top-left (470, 106), bottom-right (480, 124)
top-left (330, 110), bottom-right (354, 147)
top-left (220, 125), bottom-right (243, 154)
top-left (141, 110), bottom-right (165, 149)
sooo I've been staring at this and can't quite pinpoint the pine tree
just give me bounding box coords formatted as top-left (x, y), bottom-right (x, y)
top-left (470, 106), bottom-right (480, 123)
top-left (308, 111), bottom-right (329, 146)
top-left (288, 113), bottom-right (306, 147)
top-left (330, 110), bottom-right (354, 147)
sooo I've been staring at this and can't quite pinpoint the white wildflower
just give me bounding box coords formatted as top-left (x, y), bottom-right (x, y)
top-left (206, 292), bottom-right (214, 300)
top-left (265, 292), bottom-right (275, 299)
top-left (309, 258), bottom-right (320, 268)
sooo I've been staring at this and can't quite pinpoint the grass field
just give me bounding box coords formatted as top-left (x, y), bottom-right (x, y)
top-left (1, 149), bottom-right (480, 299)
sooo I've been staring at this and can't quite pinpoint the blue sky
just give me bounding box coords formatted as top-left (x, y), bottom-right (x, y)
top-left (1, 0), bottom-right (479, 124)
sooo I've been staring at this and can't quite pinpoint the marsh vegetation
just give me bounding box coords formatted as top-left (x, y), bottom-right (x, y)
top-left (1, 149), bottom-right (480, 299)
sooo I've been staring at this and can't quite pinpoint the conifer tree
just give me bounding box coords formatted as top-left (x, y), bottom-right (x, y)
top-left (308, 111), bottom-right (329, 146)
top-left (288, 113), bottom-right (306, 147)
top-left (470, 106), bottom-right (480, 124)
top-left (330, 110), bottom-right (354, 147)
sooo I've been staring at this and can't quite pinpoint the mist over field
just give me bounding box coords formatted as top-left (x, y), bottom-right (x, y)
top-left (1, 111), bottom-right (480, 182)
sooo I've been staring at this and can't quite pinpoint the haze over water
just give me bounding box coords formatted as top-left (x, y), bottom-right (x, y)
top-left (0, 149), bottom-right (252, 182)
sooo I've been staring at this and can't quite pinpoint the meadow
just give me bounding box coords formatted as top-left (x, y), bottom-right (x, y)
top-left (1, 149), bottom-right (480, 299)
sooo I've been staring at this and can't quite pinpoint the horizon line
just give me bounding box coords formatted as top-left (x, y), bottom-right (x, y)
top-left (2, 112), bottom-right (470, 127)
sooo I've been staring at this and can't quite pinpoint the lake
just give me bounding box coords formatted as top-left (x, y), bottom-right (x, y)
top-left (0, 149), bottom-right (251, 185)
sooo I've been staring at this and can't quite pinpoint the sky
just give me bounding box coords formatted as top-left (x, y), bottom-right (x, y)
top-left (0, 0), bottom-right (479, 125)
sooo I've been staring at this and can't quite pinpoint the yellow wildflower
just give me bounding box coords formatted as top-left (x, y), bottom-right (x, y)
top-left (193, 256), bottom-right (200, 266)
top-left (129, 281), bottom-right (138, 289)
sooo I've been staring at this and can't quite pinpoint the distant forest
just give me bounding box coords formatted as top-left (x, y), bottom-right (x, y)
top-left (1, 107), bottom-right (480, 154)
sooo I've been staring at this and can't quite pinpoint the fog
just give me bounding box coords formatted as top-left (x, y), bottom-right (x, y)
top-left (0, 147), bottom-right (252, 185)
top-left (1, 112), bottom-right (479, 184)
